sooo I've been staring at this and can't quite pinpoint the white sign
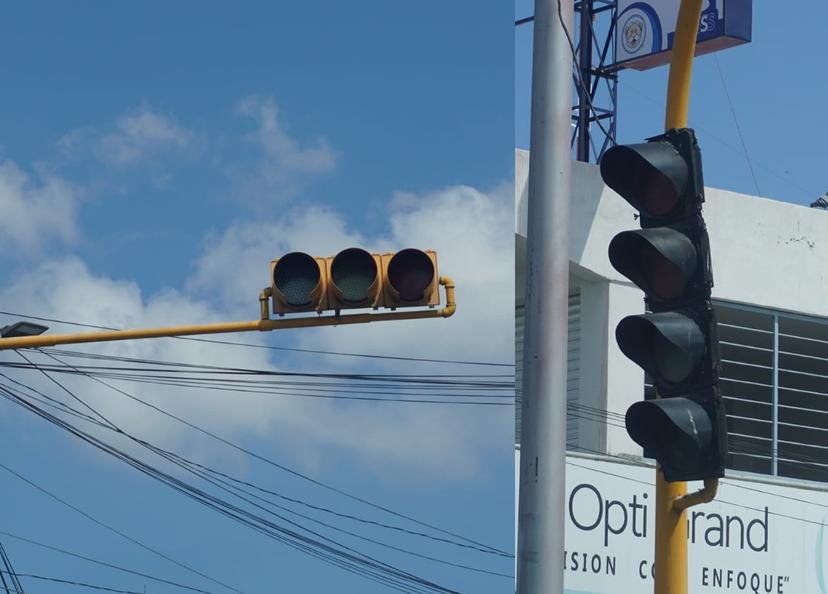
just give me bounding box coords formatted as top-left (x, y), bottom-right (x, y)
top-left (562, 456), bottom-right (827, 594)
top-left (615, 0), bottom-right (752, 71)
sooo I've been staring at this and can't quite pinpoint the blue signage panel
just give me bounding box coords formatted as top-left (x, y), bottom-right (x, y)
top-left (614, 0), bottom-right (752, 71)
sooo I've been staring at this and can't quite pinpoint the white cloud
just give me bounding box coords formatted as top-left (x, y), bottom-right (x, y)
top-left (185, 181), bottom-right (514, 478)
top-left (98, 107), bottom-right (191, 166)
top-left (0, 160), bottom-right (78, 251)
top-left (0, 181), bottom-right (512, 482)
top-left (59, 106), bottom-right (192, 168)
top-left (188, 205), bottom-right (386, 313)
top-left (232, 95), bottom-right (336, 202)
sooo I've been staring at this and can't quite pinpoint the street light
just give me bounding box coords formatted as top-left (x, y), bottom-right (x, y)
top-left (0, 322), bottom-right (49, 338)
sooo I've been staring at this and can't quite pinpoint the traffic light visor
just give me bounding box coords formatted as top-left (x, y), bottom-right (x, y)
top-left (609, 228), bottom-right (697, 300)
top-left (600, 142), bottom-right (688, 218)
top-left (387, 249), bottom-right (435, 302)
top-left (273, 252), bottom-right (322, 306)
top-left (331, 248), bottom-right (379, 303)
top-left (616, 313), bottom-right (705, 385)
top-left (626, 397), bottom-right (713, 481)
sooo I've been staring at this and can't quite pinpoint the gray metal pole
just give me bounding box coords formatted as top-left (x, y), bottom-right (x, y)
top-left (516, 0), bottom-right (572, 592)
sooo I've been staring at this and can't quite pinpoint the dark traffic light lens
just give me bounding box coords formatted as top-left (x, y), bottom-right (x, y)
top-left (388, 249), bottom-right (434, 301)
top-left (608, 229), bottom-right (697, 300)
top-left (600, 141), bottom-right (688, 218)
top-left (273, 252), bottom-right (320, 306)
top-left (331, 248), bottom-right (378, 303)
top-left (626, 397), bottom-right (713, 469)
top-left (616, 313), bottom-right (705, 385)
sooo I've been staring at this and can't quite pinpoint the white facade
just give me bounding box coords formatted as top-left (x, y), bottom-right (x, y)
top-left (516, 149), bottom-right (828, 592)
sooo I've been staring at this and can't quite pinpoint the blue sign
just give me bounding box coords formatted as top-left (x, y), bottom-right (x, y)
top-left (614, 0), bottom-right (752, 71)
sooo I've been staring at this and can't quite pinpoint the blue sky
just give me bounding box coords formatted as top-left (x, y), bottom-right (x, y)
top-left (516, 1), bottom-right (828, 207)
top-left (0, 3), bottom-right (513, 594)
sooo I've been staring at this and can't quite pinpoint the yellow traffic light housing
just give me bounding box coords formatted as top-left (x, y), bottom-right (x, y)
top-left (381, 249), bottom-right (439, 309)
top-left (271, 252), bottom-right (328, 314)
top-left (272, 248), bottom-right (440, 315)
top-left (327, 248), bottom-right (383, 310)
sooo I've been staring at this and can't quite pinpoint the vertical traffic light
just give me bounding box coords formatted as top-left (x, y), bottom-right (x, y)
top-left (601, 128), bottom-right (727, 482)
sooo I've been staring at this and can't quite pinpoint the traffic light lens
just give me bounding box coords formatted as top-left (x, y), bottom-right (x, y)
top-left (609, 229), bottom-right (696, 300)
top-left (645, 249), bottom-right (684, 300)
top-left (600, 142), bottom-right (687, 218)
top-left (616, 313), bottom-right (705, 385)
top-left (654, 331), bottom-right (695, 383)
top-left (388, 249), bottom-right (435, 301)
top-left (331, 248), bottom-right (378, 303)
top-left (273, 252), bottom-right (321, 306)
top-left (627, 398), bottom-right (713, 460)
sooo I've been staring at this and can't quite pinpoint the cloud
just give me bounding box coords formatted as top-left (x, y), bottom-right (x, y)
top-left (304, 181), bottom-right (516, 366)
top-left (0, 180), bottom-right (512, 481)
top-left (98, 107), bottom-right (192, 166)
top-left (59, 106), bottom-right (192, 168)
top-left (231, 95), bottom-right (336, 202)
top-left (0, 160), bottom-right (78, 251)
top-left (188, 205), bottom-right (382, 313)
top-left (185, 181), bottom-right (514, 477)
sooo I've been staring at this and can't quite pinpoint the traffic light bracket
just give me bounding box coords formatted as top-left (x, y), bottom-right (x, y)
top-left (0, 277), bottom-right (456, 350)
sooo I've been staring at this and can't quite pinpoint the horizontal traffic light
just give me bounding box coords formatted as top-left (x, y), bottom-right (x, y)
top-left (271, 248), bottom-right (440, 315)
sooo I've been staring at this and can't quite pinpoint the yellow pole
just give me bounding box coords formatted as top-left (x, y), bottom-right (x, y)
top-left (665, 0), bottom-right (704, 130)
top-left (656, 2), bottom-right (704, 594)
top-left (0, 277), bottom-right (456, 350)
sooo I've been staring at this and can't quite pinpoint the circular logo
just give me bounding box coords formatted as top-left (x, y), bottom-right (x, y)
top-left (622, 14), bottom-right (647, 53)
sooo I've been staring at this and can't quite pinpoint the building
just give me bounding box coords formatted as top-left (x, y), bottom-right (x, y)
top-left (516, 149), bottom-right (828, 593)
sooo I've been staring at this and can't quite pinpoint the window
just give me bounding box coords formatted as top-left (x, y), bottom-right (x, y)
top-left (514, 290), bottom-right (581, 448)
top-left (718, 303), bottom-right (828, 482)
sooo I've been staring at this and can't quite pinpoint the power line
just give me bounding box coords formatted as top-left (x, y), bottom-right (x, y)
top-left (0, 460), bottom-right (244, 594)
top-left (13, 355), bottom-right (511, 579)
top-left (0, 530), bottom-right (222, 594)
top-left (4, 572), bottom-right (146, 594)
top-left (0, 542), bottom-right (23, 594)
top-left (714, 54), bottom-right (761, 197)
top-left (0, 384), bottom-right (460, 594)
top-left (12, 354), bottom-right (509, 558)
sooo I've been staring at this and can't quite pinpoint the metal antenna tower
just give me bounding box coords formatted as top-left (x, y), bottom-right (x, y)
top-left (573, 0), bottom-right (619, 162)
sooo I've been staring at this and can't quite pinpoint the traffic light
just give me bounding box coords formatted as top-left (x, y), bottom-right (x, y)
top-left (601, 128), bottom-right (727, 482)
top-left (271, 248), bottom-right (440, 315)
top-left (271, 252), bottom-right (328, 313)
top-left (381, 249), bottom-right (439, 309)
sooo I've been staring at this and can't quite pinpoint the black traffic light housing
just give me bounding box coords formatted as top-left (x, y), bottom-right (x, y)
top-left (602, 128), bottom-right (727, 482)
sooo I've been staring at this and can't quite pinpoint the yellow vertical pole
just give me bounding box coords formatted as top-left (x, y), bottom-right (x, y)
top-left (656, 2), bottom-right (704, 594)
top-left (665, 0), bottom-right (704, 130)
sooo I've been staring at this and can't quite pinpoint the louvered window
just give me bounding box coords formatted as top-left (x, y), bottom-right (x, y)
top-left (718, 303), bottom-right (828, 482)
top-left (515, 290), bottom-right (581, 449)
